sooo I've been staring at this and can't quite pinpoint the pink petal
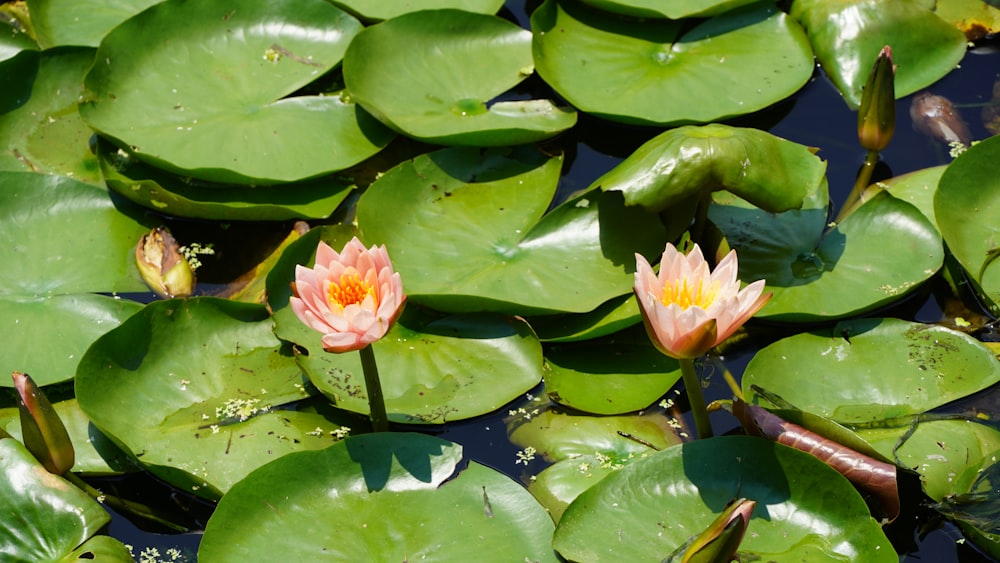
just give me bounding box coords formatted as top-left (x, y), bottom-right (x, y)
top-left (325, 261), bottom-right (348, 280)
top-left (634, 253), bottom-right (660, 296)
top-left (320, 308), bottom-right (350, 332)
top-left (684, 244), bottom-right (706, 269)
top-left (343, 304), bottom-right (377, 331)
top-left (294, 303), bottom-right (339, 335)
top-left (322, 332), bottom-right (365, 353)
top-left (293, 264), bottom-right (318, 289)
top-left (635, 242), bottom-right (769, 358)
top-left (355, 251), bottom-right (377, 278)
top-left (296, 279), bottom-right (328, 313)
top-left (338, 237), bottom-right (367, 267)
top-left (362, 318), bottom-right (390, 342)
top-left (371, 245), bottom-right (392, 271)
top-left (711, 250), bottom-right (740, 287)
top-left (638, 292), bottom-right (718, 359)
top-left (657, 244), bottom-right (684, 284)
top-left (289, 296), bottom-right (310, 326)
top-left (315, 241), bottom-right (339, 268)
top-left (290, 237), bottom-right (406, 352)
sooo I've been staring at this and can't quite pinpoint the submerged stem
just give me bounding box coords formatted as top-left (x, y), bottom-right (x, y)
top-left (359, 344), bottom-right (389, 432)
top-left (715, 356), bottom-right (744, 402)
top-left (64, 472), bottom-right (190, 532)
top-left (680, 358), bottom-right (713, 439)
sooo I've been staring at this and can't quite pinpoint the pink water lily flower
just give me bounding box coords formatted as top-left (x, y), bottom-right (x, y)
top-left (290, 237), bottom-right (406, 353)
top-left (634, 243), bottom-right (770, 360)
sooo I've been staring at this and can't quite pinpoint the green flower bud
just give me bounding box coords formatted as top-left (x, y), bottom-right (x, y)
top-left (135, 226), bottom-right (195, 298)
top-left (667, 498), bottom-right (756, 563)
top-left (13, 371), bottom-right (75, 474)
top-left (857, 45), bottom-right (896, 152)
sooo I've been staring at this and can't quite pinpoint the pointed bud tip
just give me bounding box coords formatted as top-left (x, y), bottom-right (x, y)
top-left (729, 498), bottom-right (756, 527)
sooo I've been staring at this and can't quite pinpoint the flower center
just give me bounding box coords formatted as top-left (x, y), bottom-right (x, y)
top-left (328, 271), bottom-right (375, 309)
top-left (661, 278), bottom-right (720, 310)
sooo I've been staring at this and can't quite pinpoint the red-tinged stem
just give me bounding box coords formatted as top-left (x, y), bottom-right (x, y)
top-left (733, 399), bottom-right (899, 520)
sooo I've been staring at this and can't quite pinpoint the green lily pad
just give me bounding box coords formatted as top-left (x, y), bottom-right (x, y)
top-left (790, 0), bottom-right (967, 108)
top-left (97, 140), bottom-right (354, 221)
top-left (858, 419), bottom-right (1000, 502)
top-left (0, 398), bottom-right (134, 475)
top-left (528, 293), bottom-right (640, 342)
top-left (79, 0), bottom-right (395, 184)
top-left (935, 135), bottom-right (1000, 314)
top-left (527, 454), bottom-right (626, 522)
top-left (593, 124), bottom-right (825, 213)
top-left (957, 524), bottom-right (1000, 562)
top-left (934, 0), bottom-right (1000, 38)
top-left (743, 318), bottom-right (1000, 424)
top-left (27, 0), bottom-right (160, 48)
top-left (543, 327), bottom-right (681, 415)
top-left (356, 146), bottom-right (667, 314)
top-left (0, 22), bottom-right (38, 115)
top-left (509, 405), bottom-right (682, 460)
top-left (709, 185), bottom-right (943, 322)
top-left (508, 406), bottom-right (682, 520)
top-left (881, 165), bottom-right (946, 230)
top-left (0, 436), bottom-right (130, 561)
top-left (531, 0), bottom-right (814, 125)
top-left (75, 298), bottom-right (344, 500)
top-left (0, 48), bottom-right (101, 184)
top-left (0, 172), bottom-right (152, 295)
top-left (67, 536), bottom-right (134, 561)
top-left (0, 19), bottom-right (35, 59)
top-left (343, 9), bottom-right (576, 146)
top-left (552, 435), bottom-right (894, 561)
top-left (331, 0), bottom-right (504, 21)
top-left (742, 318), bottom-right (1000, 520)
top-left (577, 0), bottom-right (760, 18)
top-left (0, 294), bottom-right (142, 387)
top-left (849, 414), bottom-right (1000, 559)
top-left (200, 433), bottom-right (558, 561)
top-left (936, 456), bottom-right (1000, 558)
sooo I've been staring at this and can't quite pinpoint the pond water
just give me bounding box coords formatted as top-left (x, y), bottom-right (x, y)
top-left (58, 3), bottom-right (1000, 562)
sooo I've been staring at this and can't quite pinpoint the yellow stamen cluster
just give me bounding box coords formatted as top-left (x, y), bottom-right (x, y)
top-left (328, 271), bottom-right (375, 309)
top-left (661, 278), bottom-right (720, 310)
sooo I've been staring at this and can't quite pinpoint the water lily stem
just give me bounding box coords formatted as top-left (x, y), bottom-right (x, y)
top-left (680, 358), bottom-right (713, 439)
top-left (836, 149), bottom-right (879, 224)
top-left (359, 344), bottom-right (389, 432)
top-left (63, 472), bottom-right (190, 532)
top-left (690, 194), bottom-right (711, 245)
